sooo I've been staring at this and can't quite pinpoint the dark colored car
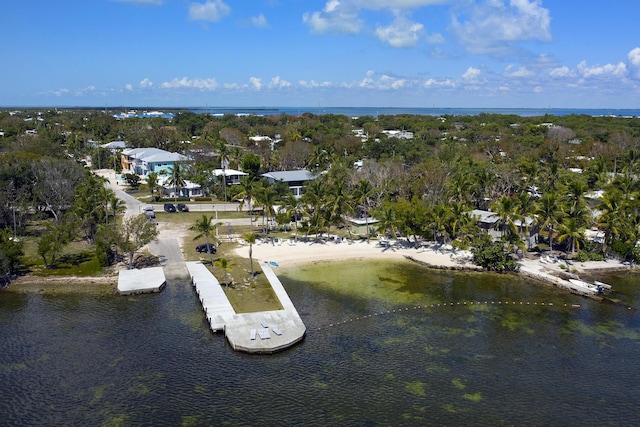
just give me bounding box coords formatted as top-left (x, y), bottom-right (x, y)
top-left (177, 203), bottom-right (189, 212)
top-left (196, 243), bottom-right (216, 254)
top-left (164, 203), bottom-right (176, 213)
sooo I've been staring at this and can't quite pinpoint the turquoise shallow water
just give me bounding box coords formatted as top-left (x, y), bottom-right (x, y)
top-left (1, 260), bottom-right (638, 426)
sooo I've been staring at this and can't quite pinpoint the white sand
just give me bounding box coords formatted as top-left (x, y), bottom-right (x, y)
top-left (233, 238), bottom-right (482, 270)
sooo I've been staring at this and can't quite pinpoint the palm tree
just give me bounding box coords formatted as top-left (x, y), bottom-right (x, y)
top-left (596, 190), bottom-right (624, 251)
top-left (214, 257), bottom-right (236, 288)
top-left (254, 182), bottom-right (278, 235)
top-left (244, 232), bottom-right (258, 277)
top-left (190, 215), bottom-right (220, 266)
top-left (353, 179), bottom-right (374, 242)
top-left (107, 195), bottom-right (126, 225)
top-left (535, 192), bottom-right (564, 252)
top-left (282, 192), bottom-right (304, 241)
top-left (216, 140), bottom-right (230, 201)
top-left (166, 163), bottom-right (186, 201)
top-left (491, 195), bottom-right (518, 238)
top-left (374, 203), bottom-right (401, 240)
top-left (146, 172), bottom-right (159, 201)
top-left (234, 176), bottom-right (257, 218)
top-left (556, 216), bottom-right (585, 255)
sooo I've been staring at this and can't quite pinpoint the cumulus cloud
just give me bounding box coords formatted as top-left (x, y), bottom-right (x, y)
top-left (549, 66), bottom-right (573, 78)
top-left (269, 76), bottom-right (291, 89)
top-left (160, 77), bottom-right (218, 90)
top-left (303, 1), bottom-right (362, 34)
top-left (628, 47), bottom-right (640, 78)
top-left (577, 60), bottom-right (627, 79)
top-left (357, 70), bottom-right (408, 89)
top-left (462, 66), bottom-right (481, 81)
top-left (504, 64), bottom-right (533, 78)
top-left (450, 0), bottom-right (551, 56)
top-left (298, 80), bottom-right (333, 88)
top-left (125, 84), bottom-right (134, 91)
top-left (189, 0), bottom-right (231, 22)
top-left (251, 13), bottom-right (269, 28)
top-left (250, 77), bottom-right (262, 90)
top-left (375, 15), bottom-right (424, 48)
top-left (424, 78), bottom-right (455, 88)
top-left (140, 78), bottom-right (154, 88)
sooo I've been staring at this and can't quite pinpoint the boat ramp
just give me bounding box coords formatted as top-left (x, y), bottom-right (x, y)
top-left (187, 261), bottom-right (306, 354)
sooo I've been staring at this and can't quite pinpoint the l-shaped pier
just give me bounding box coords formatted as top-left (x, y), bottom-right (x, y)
top-left (187, 261), bottom-right (306, 354)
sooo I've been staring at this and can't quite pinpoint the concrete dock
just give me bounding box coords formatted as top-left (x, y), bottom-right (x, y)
top-left (186, 261), bottom-right (306, 354)
top-left (117, 267), bottom-right (166, 295)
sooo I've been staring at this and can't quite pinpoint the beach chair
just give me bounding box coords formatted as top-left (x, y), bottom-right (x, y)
top-left (272, 326), bottom-right (282, 336)
top-left (250, 329), bottom-right (257, 340)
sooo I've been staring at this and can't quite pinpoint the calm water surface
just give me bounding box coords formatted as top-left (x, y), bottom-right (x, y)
top-left (1, 260), bottom-right (639, 426)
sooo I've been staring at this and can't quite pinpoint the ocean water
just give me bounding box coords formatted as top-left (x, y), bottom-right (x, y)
top-left (188, 106), bottom-right (640, 118)
top-left (0, 260), bottom-right (638, 426)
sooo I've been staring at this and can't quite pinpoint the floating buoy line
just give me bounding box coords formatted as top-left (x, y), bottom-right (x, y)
top-left (314, 301), bottom-right (584, 332)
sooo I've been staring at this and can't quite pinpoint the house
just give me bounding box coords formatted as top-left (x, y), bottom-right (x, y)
top-left (120, 148), bottom-right (188, 176)
top-left (471, 209), bottom-right (538, 249)
top-left (261, 170), bottom-right (315, 199)
top-left (101, 140), bottom-right (127, 150)
top-left (158, 176), bottom-right (203, 199)
top-left (212, 168), bottom-right (248, 185)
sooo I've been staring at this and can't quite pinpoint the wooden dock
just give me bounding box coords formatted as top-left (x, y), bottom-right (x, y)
top-left (186, 261), bottom-right (306, 354)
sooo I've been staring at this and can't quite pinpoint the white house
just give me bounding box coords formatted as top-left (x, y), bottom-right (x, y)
top-left (212, 168), bottom-right (248, 185)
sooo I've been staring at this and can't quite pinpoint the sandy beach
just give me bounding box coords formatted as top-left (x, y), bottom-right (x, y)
top-left (233, 237), bottom-right (483, 270)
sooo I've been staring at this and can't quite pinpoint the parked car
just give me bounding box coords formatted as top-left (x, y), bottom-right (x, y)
top-left (143, 207), bottom-right (155, 219)
top-left (196, 243), bottom-right (216, 254)
top-left (163, 203), bottom-right (176, 213)
top-left (177, 203), bottom-right (189, 212)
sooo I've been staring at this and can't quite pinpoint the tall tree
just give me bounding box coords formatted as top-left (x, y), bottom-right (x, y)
top-left (190, 214), bottom-right (220, 266)
top-left (166, 163), bottom-right (187, 200)
top-left (120, 214), bottom-right (159, 269)
top-left (244, 232), bottom-right (258, 278)
top-left (146, 172), bottom-right (159, 201)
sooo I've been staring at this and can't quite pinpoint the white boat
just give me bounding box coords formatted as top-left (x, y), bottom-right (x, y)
top-left (569, 279), bottom-right (605, 294)
top-left (593, 280), bottom-right (612, 290)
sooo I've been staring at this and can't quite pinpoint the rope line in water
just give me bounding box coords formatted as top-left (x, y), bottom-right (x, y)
top-left (315, 301), bottom-right (583, 331)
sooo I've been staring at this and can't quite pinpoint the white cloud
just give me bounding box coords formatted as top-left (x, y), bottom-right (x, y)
top-left (251, 13), bottom-right (269, 28)
top-left (189, 1), bottom-right (231, 22)
top-left (160, 77), bottom-right (218, 90)
top-left (298, 80), bottom-right (333, 88)
top-left (450, 0), bottom-right (551, 56)
top-left (250, 77), bottom-right (262, 90)
top-left (549, 66), bottom-right (572, 78)
top-left (462, 66), bottom-right (481, 81)
top-left (125, 84), bottom-right (133, 91)
top-left (140, 78), bottom-right (154, 88)
top-left (577, 60), bottom-right (627, 79)
top-left (424, 78), bottom-right (455, 88)
top-left (504, 64), bottom-right (533, 78)
top-left (628, 47), bottom-right (640, 78)
top-left (303, 1), bottom-right (362, 34)
top-left (268, 76), bottom-right (291, 89)
top-left (357, 70), bottom-right (409, 89)
top-left (374, 16), bottom-right (424, 48)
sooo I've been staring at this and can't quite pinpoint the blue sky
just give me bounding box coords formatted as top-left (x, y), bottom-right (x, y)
top-left (3, 0), bottom-right (640, 108)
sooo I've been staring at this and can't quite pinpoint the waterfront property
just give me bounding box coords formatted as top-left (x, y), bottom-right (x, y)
top-left (186, 261), bottom-right (306, 353)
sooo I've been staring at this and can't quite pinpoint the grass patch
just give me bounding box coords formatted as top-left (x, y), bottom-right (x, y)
top-left (182, 228), bottom-right (282, 313)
